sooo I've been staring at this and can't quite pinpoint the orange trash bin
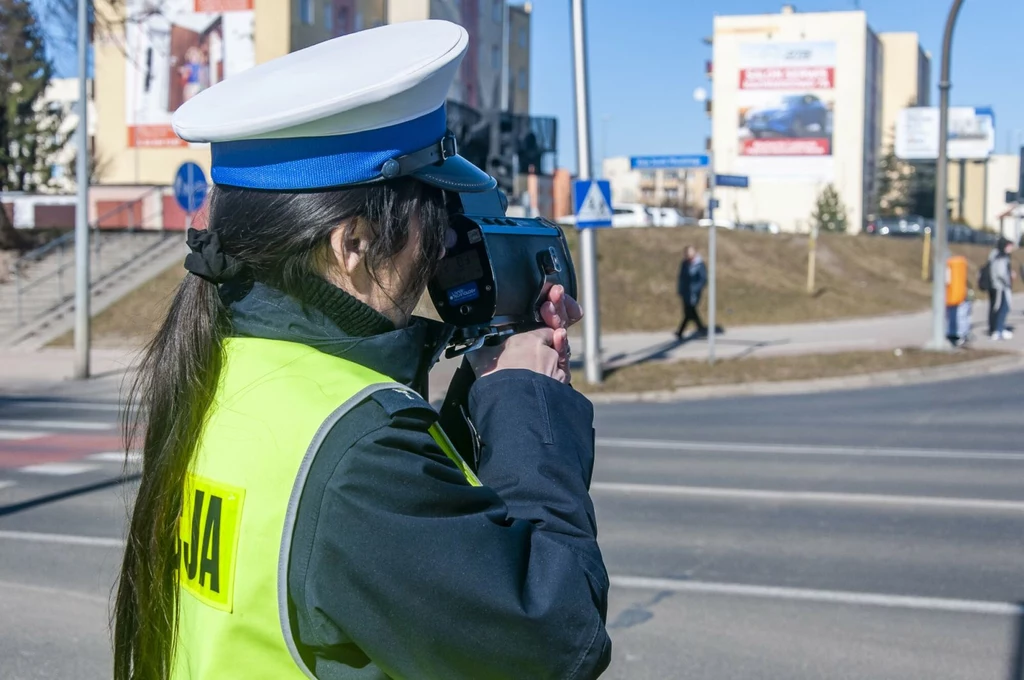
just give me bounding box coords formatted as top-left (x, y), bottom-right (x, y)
top-left (946, 255), bottom-right (968, 306)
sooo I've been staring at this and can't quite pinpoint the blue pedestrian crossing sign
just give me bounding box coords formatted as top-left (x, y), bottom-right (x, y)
top-left (174, 162), bottom-right (209, 213)
top-left (573, 179), bottom-right (613, 228)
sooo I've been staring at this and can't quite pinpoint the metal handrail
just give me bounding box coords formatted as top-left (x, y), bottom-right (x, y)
top-left (9, 227), bottom-right (177, 329)
top-left (14, 185), bottom-right (165, 266)
top-left (7, 217), bottom-right (173, 325)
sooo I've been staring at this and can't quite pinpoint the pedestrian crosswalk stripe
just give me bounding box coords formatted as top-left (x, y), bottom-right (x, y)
top-left (0, 419), bottom-right (113, 431)
top-left (0, 430), bottom-right (47, 441)
top-left (19, 463), bottom-right (101, 476)
top-left (88, 452), bottom-right (142, 463)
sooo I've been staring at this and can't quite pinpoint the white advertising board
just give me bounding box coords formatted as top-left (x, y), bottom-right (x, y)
top-left (895, 107), bottom-right (995, 161)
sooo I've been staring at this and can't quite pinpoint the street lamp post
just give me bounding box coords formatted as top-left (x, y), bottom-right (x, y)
top-left (570, 0), bottom-right (602, 384)
top-left (929, 0), bottom-right (966, 351)
top-left (73, 0), bottom-right (91, 379)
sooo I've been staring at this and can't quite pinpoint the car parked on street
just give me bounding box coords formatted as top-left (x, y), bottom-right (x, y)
top-left (650, 207), bottom-right (698, 227)
top-left (612, 203), bottom-right (655, 228)
top-left (864, 215), bottom-right (928, 237)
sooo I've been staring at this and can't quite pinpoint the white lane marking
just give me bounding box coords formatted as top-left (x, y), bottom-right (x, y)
top-left (19, 463), bottom-right (100, 476)
top-left (0, 481), bottom-right (14, 491)
top-left (610, 576), bottom-right (1024, 617)
top-left (0, 579), bottom-right (109, 605)
top-left (88, 451), bottom-right (141, 463)
top-left (0, 430), bottom-right (47, 441)
top-left (597, 438), bottom-right (1024, 463)
top-left (2, 401), bottom-right (123, 412)
top-left (0, 530), bottom-right (123, 548)
top-left (0, 419), bottom-right (113, 431)
top-left (591, 482), bottom-right (1024, 513)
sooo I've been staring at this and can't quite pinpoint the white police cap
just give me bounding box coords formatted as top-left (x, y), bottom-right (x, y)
top-left (172, 20), bottom-right (496, 193)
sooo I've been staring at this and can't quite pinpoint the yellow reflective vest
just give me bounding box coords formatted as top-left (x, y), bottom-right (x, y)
top-left (171, 337), bottom-right (478, 679)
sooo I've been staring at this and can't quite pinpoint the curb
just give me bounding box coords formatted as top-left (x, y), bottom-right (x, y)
top-left (580, 353), bottom-right (1024, 404)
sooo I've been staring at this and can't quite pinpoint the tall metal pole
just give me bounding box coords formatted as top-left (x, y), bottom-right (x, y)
top-left (570, 0), bottom-right (602, 384)
top-left (706, 153), bottom-right (717, 364)
top-left (73, 0), bottom-right (91, 379)
top-left (930, 0), bottom-right (965, 350)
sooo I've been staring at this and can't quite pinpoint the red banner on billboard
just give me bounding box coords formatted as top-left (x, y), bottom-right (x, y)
top-left (740, 67), bottom-right (835, 91)
top-left (741, 138), bottom-right (831, 156)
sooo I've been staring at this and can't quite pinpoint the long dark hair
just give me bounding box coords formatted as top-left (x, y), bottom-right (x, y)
top-left (113, 178), bottom-right (448, 680)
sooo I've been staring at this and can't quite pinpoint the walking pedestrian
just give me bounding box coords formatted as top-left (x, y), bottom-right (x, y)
top-left (113, 21), bottom-right (610, 680)
top-left (987, 236), bottom-right (1014, 340)
top-left (675, 245), bottom-right (708, 339)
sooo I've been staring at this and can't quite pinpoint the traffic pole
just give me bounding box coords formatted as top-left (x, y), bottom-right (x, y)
top-left (570, 0), bottom-right (602, 384)
top-left (73, 0), bottom-right (90, 379)
top-left (707, 152), bottom-right (717, 365)
top-left (929, 0), bottom-right (966, 351)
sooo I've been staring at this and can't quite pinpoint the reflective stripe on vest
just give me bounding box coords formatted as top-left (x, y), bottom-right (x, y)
top-left (171, 338), bottom-right (477, 679)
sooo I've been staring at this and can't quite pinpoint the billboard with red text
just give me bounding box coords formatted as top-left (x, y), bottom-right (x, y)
top-left (124, 0), bottom-right (255, 147)
top-left (737, 41), bottom-right (835, 158)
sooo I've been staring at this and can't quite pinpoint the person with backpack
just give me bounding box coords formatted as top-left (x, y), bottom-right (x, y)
top-left (982, 237), bottom-right (1015, 339)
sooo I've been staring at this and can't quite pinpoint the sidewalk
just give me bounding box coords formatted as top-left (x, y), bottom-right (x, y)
top-left (3, 294), bottom-right (1022, 399)
top-left (577, 293), bottom-right (1024, 370)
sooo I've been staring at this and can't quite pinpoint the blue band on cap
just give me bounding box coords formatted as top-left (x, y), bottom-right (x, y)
top-left (210, 105), bottom-right (446, 190)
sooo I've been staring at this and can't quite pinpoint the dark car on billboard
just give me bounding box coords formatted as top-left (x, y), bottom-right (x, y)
top-left (746, 94), bottom-right (830, 138)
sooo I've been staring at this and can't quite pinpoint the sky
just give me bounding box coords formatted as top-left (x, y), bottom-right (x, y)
top-left (31, 0), bottom-right (1024, 174)
top-left (527, 0), bottom-right (1024, 173)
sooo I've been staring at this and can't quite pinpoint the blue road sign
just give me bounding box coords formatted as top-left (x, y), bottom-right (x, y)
top-left (573, 179), bottom-right (613, 228)
top-left (715, 174), bottom-right (749, 188)
top-left (630, 155), bottom-right (709, 170)
top-left (174, 162), bottom-right (208, 213)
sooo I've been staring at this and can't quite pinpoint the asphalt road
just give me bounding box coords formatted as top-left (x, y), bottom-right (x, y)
top-left (1, 370), bottom-right (1023, 679)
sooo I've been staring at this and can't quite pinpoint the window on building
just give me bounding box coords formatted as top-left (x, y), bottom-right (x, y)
top-left (640, 171), bottom-right (655, 181)
top-left (518, 27), bottom-right (527, 48)
top-left (493, 0), bottom-right (502, 23)
top-left (324, 1), bottom-right (333, 31)
top-left (517, 68), bottom-right (526, 90)
top-left (300, 0), bottom-right (314, 25)
top-left (491, 46), bottom-right (501, 70)
top-left (665, 188), bottom-right (679, 200)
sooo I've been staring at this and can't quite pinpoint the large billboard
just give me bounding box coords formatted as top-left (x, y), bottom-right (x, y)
top-left (124, 0), bottom-right (255, 147)
top-left (895, 107), bottom-right (996, 160)
top-left (737, 41), bottom-right (836, 158)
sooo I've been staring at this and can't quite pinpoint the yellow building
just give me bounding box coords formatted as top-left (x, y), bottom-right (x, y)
top-left (94, 0), bottom-right (385, 187)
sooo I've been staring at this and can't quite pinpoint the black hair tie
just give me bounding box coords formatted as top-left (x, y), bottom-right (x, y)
top-left (184, 228), bottom-right (245, 284)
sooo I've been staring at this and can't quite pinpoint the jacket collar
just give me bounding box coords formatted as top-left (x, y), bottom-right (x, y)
top-left (227, 280), bottom-right (452, 392)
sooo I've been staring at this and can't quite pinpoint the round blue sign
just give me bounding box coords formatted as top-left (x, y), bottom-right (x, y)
top-left (174, 162), bottom-right (209, 213)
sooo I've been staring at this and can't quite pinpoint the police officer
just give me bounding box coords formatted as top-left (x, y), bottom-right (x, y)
top-left (113, 20), bottom-right (610, 680)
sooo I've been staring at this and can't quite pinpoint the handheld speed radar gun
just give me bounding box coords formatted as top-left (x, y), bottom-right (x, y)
top-left (429, 189), bottom-right (578, 358)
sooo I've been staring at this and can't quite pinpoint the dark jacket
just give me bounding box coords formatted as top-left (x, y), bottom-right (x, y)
top-left (677, 255), bottom-right (707, 306)
top-left (228, 279), bottom-right (611, 680)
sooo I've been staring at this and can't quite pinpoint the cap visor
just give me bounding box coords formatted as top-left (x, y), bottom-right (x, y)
top-left (413, 154), bottom-right (497, 192)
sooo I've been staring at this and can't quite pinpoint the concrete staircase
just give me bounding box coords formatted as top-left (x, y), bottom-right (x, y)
top-left (0, 230), bottom-right (185, 349)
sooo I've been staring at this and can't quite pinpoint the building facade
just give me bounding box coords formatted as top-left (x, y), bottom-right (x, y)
top-left (711, 7), bottom-right (886, 233)
top-left (948, 154), bottom-right (1021, 229)
top-left (878, 32), bottom-right (931, 146)
top-left (602, 157), bottom-right (707, 215)
top-left (36, 78), bottom-right (97, 193)
top-left (93, 0), bottom-right (533, 192)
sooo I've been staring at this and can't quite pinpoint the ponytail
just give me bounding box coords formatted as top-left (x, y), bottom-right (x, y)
top-left (114, 274), bottom-right (227, 679)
